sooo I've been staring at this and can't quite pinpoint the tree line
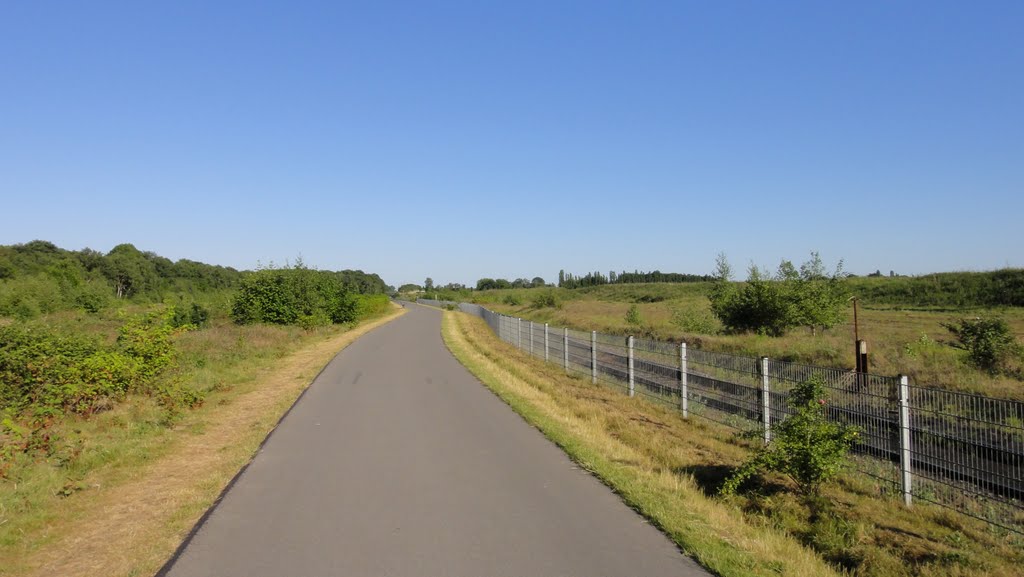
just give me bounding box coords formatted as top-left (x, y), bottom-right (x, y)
top-left (0, 240), bottom-right (389, 319)
top-left (557, 269), bottom-right (713, 289)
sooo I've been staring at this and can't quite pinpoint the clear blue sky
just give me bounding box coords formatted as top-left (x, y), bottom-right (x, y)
top-left (2, 1), bottom-right (1021, 288)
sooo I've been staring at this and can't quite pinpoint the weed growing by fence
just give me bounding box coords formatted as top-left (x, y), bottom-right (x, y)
top-left (720, 376), bottom-right (859, 497)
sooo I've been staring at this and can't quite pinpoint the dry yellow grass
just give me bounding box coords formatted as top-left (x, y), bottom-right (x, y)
top-left (5, 305), bottom-right (405, 577)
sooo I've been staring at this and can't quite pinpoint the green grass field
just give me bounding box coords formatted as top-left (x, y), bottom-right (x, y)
top-left (451, 281), bottom-right (1024, 400)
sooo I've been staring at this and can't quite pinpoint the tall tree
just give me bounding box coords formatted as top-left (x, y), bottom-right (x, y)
top-left (103, 244), bottom-right (158, 298)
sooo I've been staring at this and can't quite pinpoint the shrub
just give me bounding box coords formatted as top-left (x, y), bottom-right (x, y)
top-left (710, 267), bottom-right (793, 336)
top-left (355, 294), bottom-right (391, 318)
top-left (0, 311), bottom-right (181, 417)
top-left (74, 284), bottom-right (110, 313)
top-left (720, 376), bottom-right (859, 497)
top-left (530, 290), bottom-right (560, 309)
top-left (0, 324), bottom-right (99, 413)
top-left (709, 253), bottom-right (847, 336)
top-left (170, 302), bottom-right (209, 329)
top-left (670, 307), bottom-right (720, 334)
top-left (297, 311), bottom-right (332, 330)
top-left (624, 304), bottom-right (642, 326)
top-left (502, 294), bottom-right (522, 306)
top-left (117, 310), bottom-right (177, 381)
top-left (231, 266), bottom-right (358, 326)
top-left (942, 317), bottom-right (1022, 374)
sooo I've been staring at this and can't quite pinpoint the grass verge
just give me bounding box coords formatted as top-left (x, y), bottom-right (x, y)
top-left (442, 310), bottom-right (1024, 577)
top-left (0, 304), bottom-right (405, 577)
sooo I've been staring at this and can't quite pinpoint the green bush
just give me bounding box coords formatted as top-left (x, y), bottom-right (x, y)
top-left (720, 376), bottom-right (859, 497)
top-left (670, 307), bottom-right (720, 334)
top-left (0, 310), bottom-right (185, 418)
top-left (231, 266), bottom-right (358, 326)
top-left (709, 253), bottom-right (847, 337)
top-left (356, 294), bottom-right (391, 318)
top-left (530, 290), bottom-right (560, 309)
top-left (297, 311), bottom-right (332, 330)
top-left (73, 278), bottom-right (113, 313)
top-left (710, 269), bottom-right (793, 336)
top-left (624, 304), bottom-right (642, 326)
top-left (502, 294), bottom-right (522, 306)
top-left (170, 302), bottom-right (210, 329)
top-left (942, 317), bottom-right (1022, 375)
top-left (0, 325), bottom-right (98, 413)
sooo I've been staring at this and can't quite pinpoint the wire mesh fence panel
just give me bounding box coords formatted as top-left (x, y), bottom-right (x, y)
top-left (566, 328), bottom-right (592, 375)
top-left (481, 308), bottom-right (501, 335)
top-left (632, 338), bottom-right (682, 408)
top-left (907, 385), bottom-right (1024, 533)
top-left (499, 314), bottom-right (514, 344)
top-left (688, 348), bottom-right (762, 387)
top-left (676, 347), bottom-right (758, 431)
top-left (547, 323), bottom-right (566, 367)
top-left (684, 372), bottom-right (764, 433)
top-left (594, 332), bottom-right (630, 393)
top-left (457, 303), bottom-right (487, 318)
top-left (529, 322), bottom-right (545, 360)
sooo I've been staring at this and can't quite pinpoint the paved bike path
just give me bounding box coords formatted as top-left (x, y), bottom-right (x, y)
top-left (161, 304), bottom-right (709, 577)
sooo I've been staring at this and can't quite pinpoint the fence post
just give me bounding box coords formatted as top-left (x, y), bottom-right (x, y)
top-left (591, 331), bottom-right (597, 384)
top-left (628, 336), bottom-right (635, 397)
top-left (544, 323), bottom-right (549, 362)
top-left (530, 321), bottom-right (534, 356)
top-left (517, 318), bottom-right (522, 349)
top-left (563, 328), bottom-right (569, 373)
top-left (761, 357), bottom-right (771, 444)
top-left (898, 374), bottom-right (913, 506)
top-left (680, 342), bottom-right (688, 418)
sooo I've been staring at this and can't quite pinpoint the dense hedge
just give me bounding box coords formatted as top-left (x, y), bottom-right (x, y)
top-left (230, 267), bottom-right (359, 327)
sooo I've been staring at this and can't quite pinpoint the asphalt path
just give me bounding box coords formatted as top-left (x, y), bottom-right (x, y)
top-left (160, 304), bottom-right (710, 577)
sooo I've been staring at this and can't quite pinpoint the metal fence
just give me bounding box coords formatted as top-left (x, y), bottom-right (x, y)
top-left (421, 299), bottom-right (1024, 535)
